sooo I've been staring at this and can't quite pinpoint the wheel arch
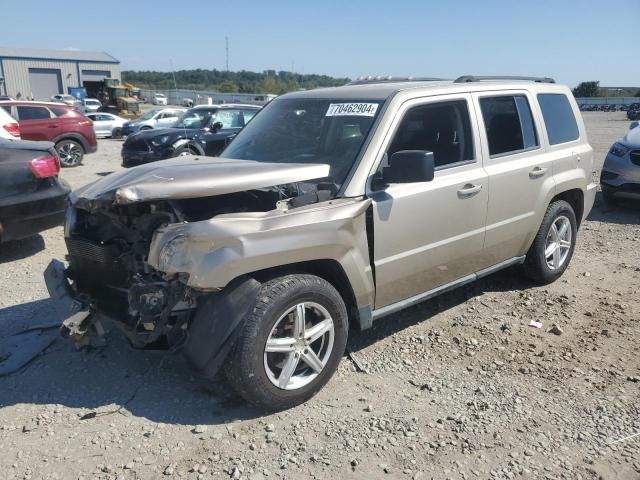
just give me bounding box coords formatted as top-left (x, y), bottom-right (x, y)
top-left (52, 133), bottom-right (88, 153)
top-left (551, 188), bottom-right (584, 228)
top-left (246, 259), bottom-right (362, 330)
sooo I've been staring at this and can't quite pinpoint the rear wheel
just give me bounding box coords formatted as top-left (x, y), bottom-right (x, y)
top-left (523, 200), bottom-right (577, 284)
top-left (56, 139), bottom-right (84, 167)
top-left (224, 275), bottom-right (348, 410)
top-left (112, 127), bottom-right (122, 139)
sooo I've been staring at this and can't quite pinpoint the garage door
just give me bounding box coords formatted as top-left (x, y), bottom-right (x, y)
top-left (81, 70), bottom-right (111, 81)
top-left (28, 68), bottom-right (63, 100)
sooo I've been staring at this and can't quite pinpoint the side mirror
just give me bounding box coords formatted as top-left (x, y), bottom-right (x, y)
top-left (382, 150), bottom-right (435, 184)
top-left (630, 121), bottom-right (639, 130)
top-left (210, 121), bottom-right (224, 131)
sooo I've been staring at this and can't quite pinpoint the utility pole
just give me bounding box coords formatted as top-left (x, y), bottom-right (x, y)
top-left (225, 36), bottom-right (229, 71)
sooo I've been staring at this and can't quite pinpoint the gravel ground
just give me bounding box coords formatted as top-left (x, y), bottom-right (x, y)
top-left (0, 112), bottom-right (638, 480)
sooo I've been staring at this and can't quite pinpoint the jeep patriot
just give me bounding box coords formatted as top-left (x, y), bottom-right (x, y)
top-left (45, 75), bottom-right (597, 409)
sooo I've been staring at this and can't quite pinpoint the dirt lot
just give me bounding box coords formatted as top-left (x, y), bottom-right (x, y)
top-left (0, 112), bottom-right (638, 480)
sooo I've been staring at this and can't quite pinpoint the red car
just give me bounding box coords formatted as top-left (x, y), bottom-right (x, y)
top-left (0, 101), bottom-right (97, 167)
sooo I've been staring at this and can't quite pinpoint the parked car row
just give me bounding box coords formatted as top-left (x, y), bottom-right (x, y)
top-left (579, 103), bottom-right (632, 112)
top-left (626, 104), bottom-right (640, 120)
top-left (120, 104), bottom-right (259, 167)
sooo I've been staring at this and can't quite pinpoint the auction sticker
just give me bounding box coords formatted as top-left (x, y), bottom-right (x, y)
top-left (326, 103), bottom-right (378, 117)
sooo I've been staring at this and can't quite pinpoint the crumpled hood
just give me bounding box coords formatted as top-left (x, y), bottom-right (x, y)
top-left (621, 124), bottom-right (640, 147)
top-left (72, 156), bottom-right (330, 207)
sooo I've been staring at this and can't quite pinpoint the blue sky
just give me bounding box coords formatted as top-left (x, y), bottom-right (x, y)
top-left (1, 0), bottom-right (638, 87)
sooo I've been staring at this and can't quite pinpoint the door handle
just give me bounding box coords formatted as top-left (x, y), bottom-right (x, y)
top-left (529, 166), bottom-right (548, 178)
top-left (457, 183), bottom-right (483, 198)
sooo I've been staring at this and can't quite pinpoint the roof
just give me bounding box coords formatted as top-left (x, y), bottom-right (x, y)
top-left (0, 46), bottom-right (119, 64)
top-left (282, 78), bottom-right (566, 102)
top-left (192, 104), bottom-right (261, 110)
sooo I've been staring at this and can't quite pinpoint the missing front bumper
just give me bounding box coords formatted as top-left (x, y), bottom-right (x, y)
top-left (44, 259), bottom-right (106, 348)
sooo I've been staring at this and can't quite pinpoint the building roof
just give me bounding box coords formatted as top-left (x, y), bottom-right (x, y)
top-left (0, 46), bottom-right (119, 64)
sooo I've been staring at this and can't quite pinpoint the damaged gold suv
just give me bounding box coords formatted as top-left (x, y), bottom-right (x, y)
top-left (45, 76), bottom-right (597, 410)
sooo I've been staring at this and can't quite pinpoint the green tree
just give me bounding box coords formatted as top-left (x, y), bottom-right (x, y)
top-left (572, 81), bottom-right (601, 98)
top-left (218, 80), bottom-right (238, 93)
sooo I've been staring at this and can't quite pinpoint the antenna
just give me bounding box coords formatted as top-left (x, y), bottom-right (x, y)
top-left (225, 36), bottom-right (229, 71)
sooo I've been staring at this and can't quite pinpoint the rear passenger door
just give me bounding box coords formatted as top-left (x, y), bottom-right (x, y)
top-left (370, 94), bottom-right (489, 309)
top-left (472, 91), bottom-right (555, 266)
top-left (15, 105), bottom-right (58, 141)
top-left (536, 93), bottom-right (590, 190)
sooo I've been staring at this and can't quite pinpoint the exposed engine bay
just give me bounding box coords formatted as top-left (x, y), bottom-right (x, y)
top-left (63, 182), bottom-right (335, 349)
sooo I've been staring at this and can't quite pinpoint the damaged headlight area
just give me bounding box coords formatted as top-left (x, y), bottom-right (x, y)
top-left (150, 135), bottom-right (171, 147)
top-left (158, 234), bottom-right (192, 272)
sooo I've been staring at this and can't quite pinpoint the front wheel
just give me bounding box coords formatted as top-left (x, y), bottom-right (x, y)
top-left (56, 139), bottom-right (84, 167)
top-left (523, 200), bottom-right (577, 284)
top-left (224, 275), bottom-right (348, 410)
top-left (174, 146), bottom-right (197, 157)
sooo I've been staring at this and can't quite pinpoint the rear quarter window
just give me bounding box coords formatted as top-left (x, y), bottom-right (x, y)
top-left (537, 94), bottom-right (579, 145)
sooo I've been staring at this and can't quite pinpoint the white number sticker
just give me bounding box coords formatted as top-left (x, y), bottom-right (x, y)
top-left (326, 103), bottom-right (378, 117)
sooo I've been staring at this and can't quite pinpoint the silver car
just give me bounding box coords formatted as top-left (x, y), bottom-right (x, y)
top-left (601, 121), bottom-right (640, 203)
top-left (83, 98), bottom-right (102, 113)
top-left (86, 112), bottom-right (128, 138)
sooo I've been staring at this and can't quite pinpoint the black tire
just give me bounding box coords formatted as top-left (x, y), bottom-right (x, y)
top-left (112, 127), bottom-right (122, 139)
top-left (523, 200), bottom-right (577, 284)
top-left (224, 274), bottom-right (348, 410)
top-left (56, 139), bottom-right (84, 167)
top-left (174, 146), bottom-right (197, 157)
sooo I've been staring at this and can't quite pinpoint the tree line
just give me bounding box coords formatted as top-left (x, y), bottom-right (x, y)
top-left (122, 69), bottom-right (351, 94)
top-left (572, 81), bottom-right (640, 98)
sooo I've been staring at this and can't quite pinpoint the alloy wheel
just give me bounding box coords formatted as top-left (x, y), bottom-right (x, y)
top-left (545, 215), bottom-right (572, 270)
top-left (263, 302), bottom-right (335, 390)
top-left (57, 142), bottom-right (82, 167)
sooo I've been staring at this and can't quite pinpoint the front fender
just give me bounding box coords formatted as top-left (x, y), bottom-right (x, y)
top-left (148, 198), bottom-right (375, 307)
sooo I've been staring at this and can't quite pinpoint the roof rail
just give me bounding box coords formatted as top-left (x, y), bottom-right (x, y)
top-left (454, 75), bottom-right (555, 84)
top-left (347, 76), bottom-right (447, 86)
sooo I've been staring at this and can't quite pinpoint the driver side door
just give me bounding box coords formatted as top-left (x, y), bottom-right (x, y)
top-left (370, 94), bottom-right (489, 309)
top-left (200, 109), bottom-right (245, 156)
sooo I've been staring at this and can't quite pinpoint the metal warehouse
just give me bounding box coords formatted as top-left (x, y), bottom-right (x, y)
top-left (0, 47), bottom-right (120, 100)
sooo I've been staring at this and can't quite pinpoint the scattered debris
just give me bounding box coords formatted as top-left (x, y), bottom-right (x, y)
top-left (347, 347), bottom-right (368, 373)
top-left (528, 320), bottom-right (543, 329)
top-left (547, 324), bottom-right (564, 335)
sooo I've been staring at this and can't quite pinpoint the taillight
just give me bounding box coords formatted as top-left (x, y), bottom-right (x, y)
top-left (3, 122), bottom-right (20, 138)
top-left (29, 155), bottom-right (60, 178)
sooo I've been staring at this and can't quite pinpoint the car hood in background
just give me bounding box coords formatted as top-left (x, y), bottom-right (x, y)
top-left (72, 156), bottom-right (330, 208)
top-left (126, 128), bottom-right (194, 141)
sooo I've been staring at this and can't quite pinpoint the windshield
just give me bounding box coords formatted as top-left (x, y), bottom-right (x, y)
top-left (173, 109), bottom-right (215, 129)
top-left (139, 109), bottom-right (160, 121)
top-left (85, 100), bottom-right (100, 105)
top-left (155, 94), bottom-right (166, 98)
top-left (221, 98), bottom-right (382, 186)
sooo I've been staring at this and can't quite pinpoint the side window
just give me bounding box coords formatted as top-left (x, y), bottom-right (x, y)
top-left (17, 106), bottom-right (51, 121)
top-left (216, 110), bottom-right (243, 129)
top-left (479, 95), bottom-right (538, 157)
top-left (388, 100), bottom-right (474, 168)
top-left (1, 105), bottom-right (12, 115)
top-left (86, 114), bottom-right (97, 121)
top-left (51, 107), bottom-right (70, 117)
top-left (242, 109), bottom-right (257, 125)
top-left (537, 94), bottom-right (579, 145)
